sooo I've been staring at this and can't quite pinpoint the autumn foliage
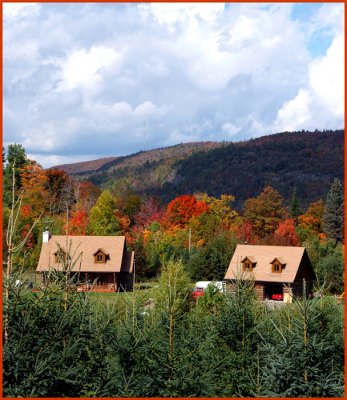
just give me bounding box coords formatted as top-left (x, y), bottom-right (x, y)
top-left (273, 218), bottom-right (300, 246)
top-left (167, 195), bottom-right (209, 227)
top-left (69, 210), bottom-right (89, 235)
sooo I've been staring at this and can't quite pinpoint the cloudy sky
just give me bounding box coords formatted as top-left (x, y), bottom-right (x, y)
top-left (3, 2), bottom-right (344, 167)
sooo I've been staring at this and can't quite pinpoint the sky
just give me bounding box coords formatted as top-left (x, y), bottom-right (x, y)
top-left (3, 2), bottom-right (345, 168)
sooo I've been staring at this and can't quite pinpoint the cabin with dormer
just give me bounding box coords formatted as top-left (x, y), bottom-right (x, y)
top-left (224, 245), bottom-right (316, 302)
top-left (36, 232), bottom-right (134, 292)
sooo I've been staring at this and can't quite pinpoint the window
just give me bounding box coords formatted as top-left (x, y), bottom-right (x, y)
top-left (94, 252), bottom-right (106, 263)
top-left (272, 261), bottom-right (283, 273)
top-left (54, 249), bottom-right (68, 263)
top-left (242, 258), bottom-right (254, 272)
top-left (93, 249), bottom-right (109, 264)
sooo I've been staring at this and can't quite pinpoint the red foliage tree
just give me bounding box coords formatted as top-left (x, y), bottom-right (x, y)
top-left (134, 197), bottom-right (165, 229)
top-left (273, 218), bottom-right (300, 246)
top-left (237, 220), bottom-right (256, 244)
top-left (69, 209), bottom-right (89, 235)
top-left (167, 195), bottom-right (209, 227)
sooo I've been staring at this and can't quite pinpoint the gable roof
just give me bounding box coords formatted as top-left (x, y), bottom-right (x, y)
top-left (37, 235), bottom-right (133, 273)
top-left (224, 245), bottom-right (308, 283)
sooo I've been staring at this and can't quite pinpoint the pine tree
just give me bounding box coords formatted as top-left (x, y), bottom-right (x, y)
top-left (290, 187), bottom-right (302, 222)
top-left (322, 179), bottom-right (344, 243)
top-left (3, 144), bottom-right (29, 207)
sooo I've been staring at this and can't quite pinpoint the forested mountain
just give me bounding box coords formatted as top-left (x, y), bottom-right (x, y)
top-left (54, 130), bottom-right (344, 209)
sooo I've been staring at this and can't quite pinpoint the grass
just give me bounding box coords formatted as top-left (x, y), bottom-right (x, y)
top-left (86, 286), bottom-right (155, 306)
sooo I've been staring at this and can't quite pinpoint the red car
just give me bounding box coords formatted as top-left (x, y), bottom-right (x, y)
top-left (192, 287), bottom-right (204, 299)
top-left (271, 293), bottom-right (283, 301)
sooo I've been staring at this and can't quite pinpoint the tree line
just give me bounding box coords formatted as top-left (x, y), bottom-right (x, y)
top-left (3, 143), bottom-right (344, 293)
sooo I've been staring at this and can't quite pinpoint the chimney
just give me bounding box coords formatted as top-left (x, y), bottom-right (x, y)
top-left (43, 229), bottom-right (50, 243)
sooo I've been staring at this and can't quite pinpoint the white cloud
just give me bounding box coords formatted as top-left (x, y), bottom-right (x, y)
top-left (311, 3), bottom-right (344, 37)
top-left (58, 46), bottom-right (122, 91)
top-left (274, 89), bottom-right (312, 131)
top-left (309, 35), bottom-right (344, 117)
top-left (222, 122), bottom-right (240, 137)
top-left (3, 2), bottom-right (39, 18)
top-left (274, 34), bottom-right (344, 131)
top-left (3, 3), bottom-right (344, 167)
top-left (142, 3), bottom-right (225, 30)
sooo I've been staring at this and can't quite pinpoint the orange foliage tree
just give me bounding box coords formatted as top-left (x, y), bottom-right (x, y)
top-left (20, 161), bottom-right (48, 217)
top-left (167, 195), bottom-right (209, 227)
top-left (273, 218), bottom-right (300, 246)
top-left (243, 186), bottom-right (287, 237)
top-left (298, 199), bottom-right (324, 234)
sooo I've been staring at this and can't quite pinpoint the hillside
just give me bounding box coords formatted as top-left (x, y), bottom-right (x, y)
top-left (54, 130), bottom-right (344, 209)
top-left (54, 156), bottom-right (119, 174)
top-left (54, 141), bottom-right (225, 183)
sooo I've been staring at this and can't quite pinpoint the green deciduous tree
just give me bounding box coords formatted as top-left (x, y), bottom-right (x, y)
top-left (88, 190), bottom-right (121, 235)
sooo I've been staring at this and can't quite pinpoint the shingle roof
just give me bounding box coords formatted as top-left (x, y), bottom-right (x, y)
top-left (224, 244), bottom-right (306, 283)
top-left (37, 235), bottom-right (133, 273)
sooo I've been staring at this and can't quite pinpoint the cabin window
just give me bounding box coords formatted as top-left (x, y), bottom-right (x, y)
top-left (243, 261), bottom-right (253, 272)
top-left (272, 262), bottom-right (282, 273)
top-left (54, 249), bottom-right (69, 263)
top-left (94, 251), bottom-right (108, 264)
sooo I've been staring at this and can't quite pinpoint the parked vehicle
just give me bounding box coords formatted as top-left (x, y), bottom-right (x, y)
top-left (271, 293), bottom-right (283, 301)
top-left (192, 281), bottom-right (226, 299)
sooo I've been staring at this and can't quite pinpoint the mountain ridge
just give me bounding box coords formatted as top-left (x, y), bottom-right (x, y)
top-left (52, 130), bottom-right (344, 209)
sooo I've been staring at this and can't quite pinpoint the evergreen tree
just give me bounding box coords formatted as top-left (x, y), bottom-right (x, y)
top-left (3, 144), bottom-right (29, 206)
top-left (322, 178), bottom-right (344, 243)
top-left (257, 293), bottom-right (344, 397)
top-left (290, 187), bottom-right (302, 222)
top-left (88, 190), bottom-right (122, 235)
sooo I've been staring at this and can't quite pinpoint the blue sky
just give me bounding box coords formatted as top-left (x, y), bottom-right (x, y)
top-left (3, 2), bottom-right (344, 167)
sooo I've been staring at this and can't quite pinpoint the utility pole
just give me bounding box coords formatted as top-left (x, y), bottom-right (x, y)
top-left (188, 228), bottom-right (192, 253)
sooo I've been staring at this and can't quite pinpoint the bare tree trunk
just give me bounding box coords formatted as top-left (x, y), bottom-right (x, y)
top-left (4, 163), bottom-right (16, 342)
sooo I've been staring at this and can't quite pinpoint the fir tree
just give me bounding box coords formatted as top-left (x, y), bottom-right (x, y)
top-left (3, 144), bottom-right (29, 207)
top-left (322, 178), bottom-right (344, 243)
top-left (290, 187), bottom-right (302, 222)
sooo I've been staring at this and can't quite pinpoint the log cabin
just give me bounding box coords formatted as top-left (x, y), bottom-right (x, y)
top-left (224, 244), bottom-right (316, 302)
top-left (36, 230), bottom-right (134, 292)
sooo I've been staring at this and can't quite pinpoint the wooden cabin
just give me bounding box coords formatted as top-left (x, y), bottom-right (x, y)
top-left (224, 245), bottom-right (316, 302)
top-left (36, 231), bottom-right (134, 292)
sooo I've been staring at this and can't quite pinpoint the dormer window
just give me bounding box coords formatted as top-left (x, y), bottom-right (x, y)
top-left (54, 249), bottom-right (69, 263)
top-left (93, 249), bottom-right (109, 264)
top-left (270, 257), bottom-right (286, 273)
top-left (241, 256), bottom-right (256, 272)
